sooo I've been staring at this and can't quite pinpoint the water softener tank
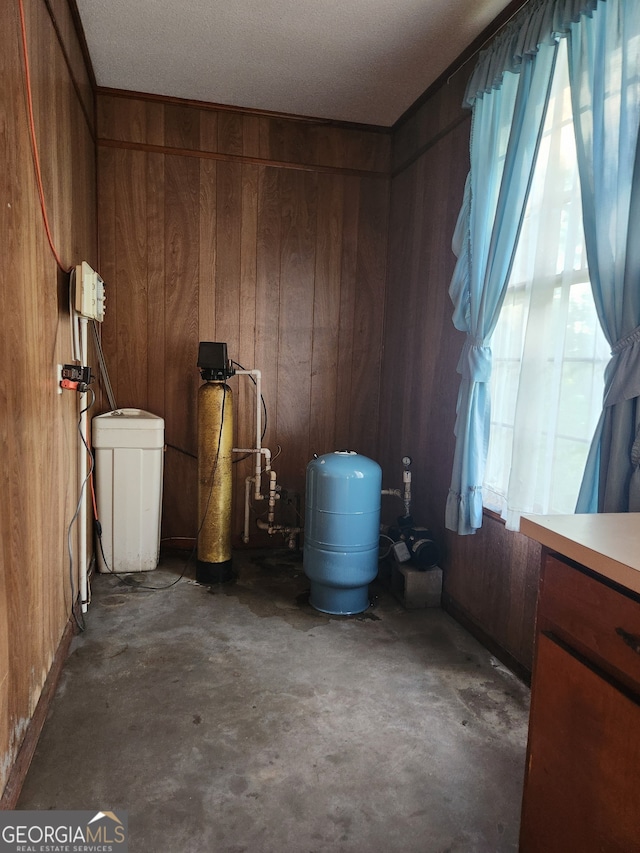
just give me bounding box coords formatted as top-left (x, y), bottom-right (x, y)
top-left (304, 451), bottom-right (382, 615)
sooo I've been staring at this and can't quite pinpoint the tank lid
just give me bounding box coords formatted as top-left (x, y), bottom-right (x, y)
top-left (93, 408), bottom-right (164, 429)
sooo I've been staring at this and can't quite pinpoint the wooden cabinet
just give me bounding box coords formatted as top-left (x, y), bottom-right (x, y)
top-left (520, 552), bottom-right (640, 852)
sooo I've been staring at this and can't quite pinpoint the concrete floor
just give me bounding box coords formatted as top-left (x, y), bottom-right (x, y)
top-left (18, 550), bottom-right (530, 852)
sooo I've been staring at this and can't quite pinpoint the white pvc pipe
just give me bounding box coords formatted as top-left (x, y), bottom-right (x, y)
top-left (79, 316), bottom-right (89, 613)
top-left (256, 472), bottom-right (300, 548)
top-left (243, 476), bottom-right (253, 544)
top-left (403, 469), bottom-right (412, 518)
top-left (267, 470), bottom-right (277, 523)
top-left (381, 464), bottom-right (413, 519)
top-left (233, 369), bottom-right (263, 498)
top-left (232, 446), bottom-right (271, 472)
top-left (256, 518), bottom-right (302, 548)
top-left (233, 368), bottom-right (284, 545)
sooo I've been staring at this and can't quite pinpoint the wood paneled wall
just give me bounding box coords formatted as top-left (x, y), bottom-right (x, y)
top-left (0, 0), bottom-right (96, 799)
top-left (381, 71), bottom-right (541, 673)
top-left (96, 93), bottom-right (390, 543)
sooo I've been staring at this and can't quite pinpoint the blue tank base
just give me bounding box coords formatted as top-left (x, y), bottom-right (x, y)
top-left (309, 582), bottom-right (370, 616)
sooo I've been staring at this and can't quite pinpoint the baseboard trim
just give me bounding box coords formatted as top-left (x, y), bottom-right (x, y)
top-left (442, 593), bottom-right (532, 686)
top-left (0, 612), bottom-right (77, 809)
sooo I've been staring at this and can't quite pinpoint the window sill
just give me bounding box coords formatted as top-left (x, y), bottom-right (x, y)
top-left (483, 506), bottom-right (506, 525)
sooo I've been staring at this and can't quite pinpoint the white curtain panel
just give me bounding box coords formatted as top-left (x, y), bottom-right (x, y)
top-left (483, 40), bottom-right (610, 530)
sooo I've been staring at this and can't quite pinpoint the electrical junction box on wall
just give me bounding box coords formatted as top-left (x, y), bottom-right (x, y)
top-left (75, 261), bottom-right (105, 321)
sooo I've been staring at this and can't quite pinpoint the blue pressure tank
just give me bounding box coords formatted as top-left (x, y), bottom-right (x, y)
top-left (303, 451), bottom-right (382, 615)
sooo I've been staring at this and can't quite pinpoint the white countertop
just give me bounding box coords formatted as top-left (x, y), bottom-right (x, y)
top-left (520, 513), bottom-right (640, 595)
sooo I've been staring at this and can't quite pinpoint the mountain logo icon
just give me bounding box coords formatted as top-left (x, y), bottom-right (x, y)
top-left (88, 811), bottom-right (124, 826)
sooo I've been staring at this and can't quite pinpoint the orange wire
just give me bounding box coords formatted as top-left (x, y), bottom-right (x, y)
top-left (18, 0), bottom-right (71, 273)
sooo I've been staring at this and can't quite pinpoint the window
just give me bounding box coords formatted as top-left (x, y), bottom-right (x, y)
top-left (483, 39), bottom-right (610, 529)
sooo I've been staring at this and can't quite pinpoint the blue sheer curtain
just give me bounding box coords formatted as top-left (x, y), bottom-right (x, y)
top-left (571, 0), bottom-right (640, 513)
top-left (446, 0), bottom-right (602, 535)
top-left (446, 52), bottom-right (557, 534)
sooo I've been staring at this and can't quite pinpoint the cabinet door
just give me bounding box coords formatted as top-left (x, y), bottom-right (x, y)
top-left (520, 633), bottom-right (640, 853)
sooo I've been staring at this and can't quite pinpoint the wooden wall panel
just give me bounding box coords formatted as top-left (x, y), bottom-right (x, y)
top-left (97, 92), bottom-right (390, 546)
top-left (164, 155), bottom-right (201, 536)
top-left (275, 169), bottom-right (318, 490)
top-left (198, 159), bottom-right (217, 342)
top-left (381, 67), bottom-right (541, 673)
top-left (254, 165), bottom-right (283, 458)
top-left (242, 117), bottom-right (261, 158)
top-left (97, 91), bottom-right (391, 174)
top-left (309, 175), bottom-right (345, 454)
top-left (218, 112), bottom-right (244, 156)
top-left (215, 162), bottom-right (243, 352)
top-left (47, 0), bottom-right (94, 124)
top-left (235, 165), bottom-right (259, 528)
top-left (165, 104), bottom-right (200, 150)
top-left (334, 177), bottom-right (360, 452)
top-left (349, 179), bottom-right (389, 459)
top-left (444, 521), bottom-right (542, 668)
top-left (215, 159), bottom-right (244, 525)
top-left (0, 0), bottom-right (96, 798)
top-left (392, 69), bottom-right (470, 175)
top-left (114, 148), bottom-right (148, 404)
top-left (146, 154), bottom-right (166, 418)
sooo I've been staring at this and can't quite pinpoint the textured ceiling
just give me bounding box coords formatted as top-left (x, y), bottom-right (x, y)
top-left (76, 0), bottom-right (514, 127)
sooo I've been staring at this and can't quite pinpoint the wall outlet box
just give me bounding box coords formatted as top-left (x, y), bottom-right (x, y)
top-left (75, 261), bottom-right (105, 321)
top-left (61, 364), bottom-right (91, 384)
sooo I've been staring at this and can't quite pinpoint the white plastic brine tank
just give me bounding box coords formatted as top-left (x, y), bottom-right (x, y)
top-left (92, 408), bottom-right (164, 573)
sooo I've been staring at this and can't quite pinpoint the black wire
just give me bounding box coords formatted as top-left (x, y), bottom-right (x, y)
top-left (166, 442), bottom-right (197, 459)
top-left (96, 526), bottom-right (197, 591)
top-left (163, 363), bottom-right (267, 465)
top-left (67, 388), bottom-right (96, 632)
top-left (90, 319), bottom-right (117, 410)
top-left (231, 359), bottom-right (268, 441)
top-left (284, 492), bottom-right (304, 526)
